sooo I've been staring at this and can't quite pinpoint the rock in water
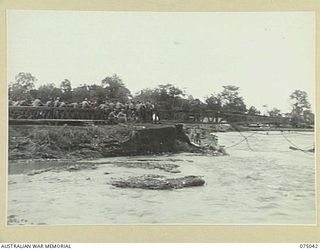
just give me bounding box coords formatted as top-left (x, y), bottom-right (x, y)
top-left (111, 174), bottom-right (205, 190)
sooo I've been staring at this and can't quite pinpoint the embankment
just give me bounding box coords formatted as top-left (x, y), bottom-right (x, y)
top-left (9, 124), bottom-right (215, 160)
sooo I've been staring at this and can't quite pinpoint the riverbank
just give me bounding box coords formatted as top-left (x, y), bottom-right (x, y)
top-left (9, 124), bottom-right (225, 161)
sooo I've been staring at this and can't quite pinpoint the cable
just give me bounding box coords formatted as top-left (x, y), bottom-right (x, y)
top-left (280, 132), bottom-right (314, 155)
top-left (224, 130), bottom-right (314, 155)
top-left (222, 122), bottom-right (314, 154)
top-left (237, 130), bottom-right (254, 151)
top-left (230, 123), bottom-right (256, 151)
top-left (225, 131), bottom-right (258, 149)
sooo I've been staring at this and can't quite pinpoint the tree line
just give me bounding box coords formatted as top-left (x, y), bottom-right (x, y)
top-left (8, 72), bottom-right (314, 128)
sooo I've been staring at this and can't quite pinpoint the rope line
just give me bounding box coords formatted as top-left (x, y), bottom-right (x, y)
top-left (223, 129), bottom-right (314, 155)
top-left (280, 132), bottom-right (314, 155)
top-left (224, 134), bottom-right (255, 149)
top-left (237, 130), bottom-right (254, 151)
top-left (225, 129), bottom-right (258, 149)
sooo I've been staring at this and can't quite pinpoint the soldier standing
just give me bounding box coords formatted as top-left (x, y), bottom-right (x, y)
top-left (53, 97), bottom-right (61, 107)
top-left (81, 98), bottom-right (90, 108)
top-left (45, 98), bottom-right (54, 107)
top-left (117, 109), bottom-right (127, 123)
top-left (108, 109), bottom-right (118, 124)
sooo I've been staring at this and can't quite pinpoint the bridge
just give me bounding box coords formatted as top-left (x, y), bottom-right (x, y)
top-left (8, 106), bottom-right (290, 126)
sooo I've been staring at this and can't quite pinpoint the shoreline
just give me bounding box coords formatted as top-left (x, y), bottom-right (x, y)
top-left (8, 123), bottom-right (225, 161)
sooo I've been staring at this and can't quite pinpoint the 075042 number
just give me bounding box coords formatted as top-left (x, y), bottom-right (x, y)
top-left (300, 244), bottom-right (318, 248)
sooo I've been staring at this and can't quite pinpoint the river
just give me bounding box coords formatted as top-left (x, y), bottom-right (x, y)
top-left (7, 131), bottom-right (316, 225)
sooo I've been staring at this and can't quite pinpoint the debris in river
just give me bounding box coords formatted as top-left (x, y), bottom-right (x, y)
top-left (111, 174), bottom-right (205, 190)
top-left (7, 214), bottom-right (29, 225)
top-left (289, 146), bottom-right (314, 153)
top-left (67, 165), bottom-right (81, 171)
top-left (169, 169), bottom-right (181, 173)
top-left (27, 168), bottom-right (52, 176)
top-left (114, 162), bottom-right (181, 173)
top-left (136, 158), bottom-right (184, 162)
top-left (66, 164), bottom-right (97, 171)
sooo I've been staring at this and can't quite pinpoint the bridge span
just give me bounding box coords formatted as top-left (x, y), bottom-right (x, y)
top-left (8, 106), bottom-right (290, 126)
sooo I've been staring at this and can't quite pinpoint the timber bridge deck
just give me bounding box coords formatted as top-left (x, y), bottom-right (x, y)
top-left (8, 106), bottom-right (290, 126)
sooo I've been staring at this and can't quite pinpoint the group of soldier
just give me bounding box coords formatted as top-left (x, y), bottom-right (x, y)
top-left (9, 97), bottom-right (160, 123)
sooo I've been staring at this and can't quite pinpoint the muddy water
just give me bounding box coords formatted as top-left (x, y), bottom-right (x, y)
top-left (7, 131), bottom-right (315, 225)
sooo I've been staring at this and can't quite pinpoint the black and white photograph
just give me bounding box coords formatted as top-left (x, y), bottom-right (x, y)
top-left (7, 10), bottom-right (315, 226)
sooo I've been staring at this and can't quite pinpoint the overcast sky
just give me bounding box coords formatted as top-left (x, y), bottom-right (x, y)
top-left (7, 10), bottom-right (315, 113)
